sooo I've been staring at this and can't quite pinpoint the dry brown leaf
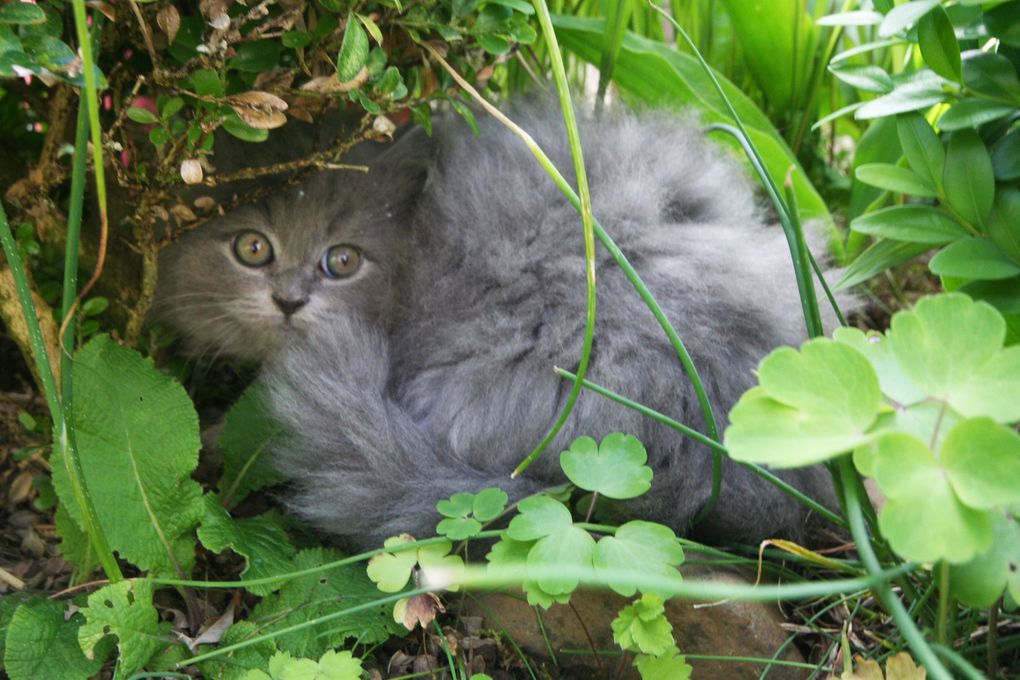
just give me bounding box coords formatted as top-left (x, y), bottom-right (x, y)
top-left (254, 67), bottom-right (296, 91)
top-left (300, 75), bottom-right (345, 94)
top-left (180, 159), bottom-right (203, 185)
top-left (85, 1), bottom-right (116, 22)
top-left (336, 66), bottom-right (369, 93)
top-left (394, 592), bottom-right (445, 631)
top-left (372, 115), bottom-right (396, 139)
top-left (156, 5), bottom-right (181, 44)
top-left (227, 91), bottom-right (289, 130)
top-left (169, 204), bottom-right (197, 223)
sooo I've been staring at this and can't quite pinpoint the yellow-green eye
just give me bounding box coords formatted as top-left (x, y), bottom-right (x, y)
top-left (232, 230), bottom-right (274, 268)
top-left (321, 244), bottom-right (362, 279)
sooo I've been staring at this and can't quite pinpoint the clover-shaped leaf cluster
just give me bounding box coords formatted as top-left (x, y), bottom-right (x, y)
top-left (240, 649), bottom-right (363, 680)
top-left (435, 488), bottom-right (509, 540)
top-left (725, 294), bottom-right (1020, 572)
top-left (487, 436), bottom-right (684, 608)
top-left (367, 535), bottom-right (465, 631)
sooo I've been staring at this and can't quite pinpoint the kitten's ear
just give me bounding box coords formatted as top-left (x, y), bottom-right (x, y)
top-left (364, 125), bottom-right (435, 208)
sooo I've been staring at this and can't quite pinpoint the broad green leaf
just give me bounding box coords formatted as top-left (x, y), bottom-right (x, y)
top-left (507, 495), bottom-right (573, 541)
top-left (853, 164), bottom-right (936, 197)
top-left (850, 205), bottom-right (964, 244)
top-left (938, 99), bottom-right (1015, 131)
top-left (988, 189), bottom-right (1020, 261)
top-left (526, 524), bottom-right (596, 595)
top-left (24, 35), bottom-right (75, 69)
top-left (594, 521), bottom-right (684, 597)
top-left (849, 116), bottom-right (901, 221)
top-left (833, 327), bottom-right (926, 406)
top-left (950, 513), bottom-right (1020, 607)
top-left (720, 0), bottom-right (818, 117)
top-left (856, 76), bottom-right (947, 119)
top-left (228, 39), bottom-right (282, 72)
top-left (986, 1), bottom-right (1020, 48)
top-left (634, 649), bottom-right (693, 680)
top-left (281, 31), bottom-right (313, 48)
top-left (264, 650), bottom-right (362, 680)
top-left (56, 335), bottom-right (203, 575)
top-left (476, 34), bottom-right (511, 55)
top-left (992, 126), bottom-right (1020, 181)
top-left (218, 385), bottom-right (285, 509)
top-left (78, 580), bottom-right (168, 680)
top-left (198, 621), bottom-right (279, 680)
top-left (879, 0), bottom-right (939, 37)
top-left (472, 487), bottom-right (509, 521)
top-left (366, 534), bottom-right (418, 592)
top-left (0, 3), bottom-right (45, 24)
top-left (929, 238), bottom-right (1020, 280)
top-left (917, 6), bottom-right (961, 82)
top-left (4, 599), bottom-right (106, 680)
top-left (436, 515), bottom-right (481, 540)
top-left (336, 13), bottom-right (369, 84)
top-left (725, 340), bottom-right (882, 467)
top-left (552, 15), bottom-right (830, 225)
top-left (189, 68), bottom-right (223, 97)
top-left (897, 113), bottom-right (945, 194)
top-left (943, 129), bottom-right (995, 229)
top-left (874, 433), bottom-right (993, 563)
top-left (437, 492), bottom-right (474, 517)
top-left (610, 593), bottom-right (674, 656)
top-left (197, 499), bottom-right (297, 596)
top-left (560, 433), bottom-right (653, 499)
top-left (222, 113), bottom-right (270, 142)
top-left (960, 277), bottom-right (1020, 314)
top-left (254, 548), bottom-right (402, 656)
top-left (962, 51), bottom-right (1020, 102)
top-left (942, 418), bottom-right (1020, 509)
top-left (435, 487), bottom-right (506, 539)
top-left (829, 64), bottom-right (893, 94)
top-left (887, 294), bottom-right (1020, 421)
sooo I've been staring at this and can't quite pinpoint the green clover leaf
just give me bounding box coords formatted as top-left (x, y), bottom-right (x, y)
top-left (725, 339), bottom-right (882, 467)
top-left (560, 433), bottom-right (653, 499)
top-left (366, 534), bottom-right (418, 592)
top-left (594, 521), bottom-right (685, 597)
top-left (834, 327), bottom-right (926, 407)
top-left (941, 418), bottom-right (1020, 509)
top-left (950, 512), bottom-right (1020, 608)
top-left (506, 496), bottom-right (572, 541)
top-left (472, 487), bottom-right (509, 521)
top-left (611, 594), bottom-right (674, 656)
top-left (634, 648), bottom-right (693, 680)
top-left (486, 536), bottom-right (572, 608)
top-left (887, 294), bottom-right (1020, 422)
top-left (874, 432), bottom-right (993, 563)
top-left (435, 488), bottom-right (508, 540)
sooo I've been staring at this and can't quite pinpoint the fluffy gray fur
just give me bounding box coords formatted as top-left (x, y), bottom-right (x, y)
top-left (155, 103), bottom-right (838, 548)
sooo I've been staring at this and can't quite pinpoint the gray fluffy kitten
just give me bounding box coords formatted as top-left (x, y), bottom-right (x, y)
top-left (155, 104), bottom-right (838, 548)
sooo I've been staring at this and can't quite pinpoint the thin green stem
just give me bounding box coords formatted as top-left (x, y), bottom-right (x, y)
top-left (936, 560), bottom-right (950, 646)
top-left (838, 457), bottom-right (952, 680)
top-left (929, 644), bottom-right (987, 680)
top-left (62, 98), bottom-right (89, 392)
top-left (556, 367), bottom-right (847, 528)
top-left (422, 40), bottom-right (722, 525)
top-left (0, 201), bottom-right (122, 582)
top-left (513, 0), bottom-right (598, 480)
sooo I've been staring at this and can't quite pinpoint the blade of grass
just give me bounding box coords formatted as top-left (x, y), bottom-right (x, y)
top-left (596, 0), bottom-right (632, 105)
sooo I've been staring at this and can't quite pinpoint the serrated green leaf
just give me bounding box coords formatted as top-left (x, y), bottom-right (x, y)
top-left (725, 340), bottom-right (882, 467)
top-left (4, 598), bottom-right (106, 680)
top-left (938, 98), bottom-right (1015, 131)
top-left (127, 107), bottom-right (159, 124)
top-left (0, 3), bottom-right (45, 25)
top-left (198, 621), bottom-right (279, 680)
top-left (611, 594), bottom-right (674, 656)
top-left (264, 649), bottom-right (362, 680)
top-left (943, 129), bottom-right (995, 229)
top-left (917, 6), bottom-right (961, 82)
top-left (78, 580), bottom-right (168, 679)
top-left (560, 433), bottom-right (653, 499)
top-left (218, 385), bottom-right (285, 509)
top-left (198, 498), bottom-right (297, 596)
top-left (854, 164), bottom-right (936, 197)
top-left (897, 113), bottom-right (945, 194)
top-left (950, 512), bottom-right (1020, 607)
top-left (255, 548), bottom-right (402, 656)
top-left (336, 13), bottom-right (369, 84)
top-left (594, 521), bottom-right (684, 597)
top-left (851, 205), bottom-right (965, 244)
top-left (55, 335), bottom-right (203, 575)
top-left (634, 649), bottom-right (693, 680)
top-left (829, 64), bottom-right (894, 93)
top-left (367, 534), bottom-right (418, 592)
top-left (507, 496), bottom-right (573, 541)
top-left (929, 237), bottom-right (1020, 280)
top-left (879, 0), bottom-right (939, 37)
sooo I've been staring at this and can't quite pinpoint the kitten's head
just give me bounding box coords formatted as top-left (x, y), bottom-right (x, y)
top-left (152, 131), bottom-right (430, 362)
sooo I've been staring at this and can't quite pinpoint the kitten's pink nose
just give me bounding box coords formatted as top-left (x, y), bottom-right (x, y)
top-left (272, 295), bottom-right (308, 317)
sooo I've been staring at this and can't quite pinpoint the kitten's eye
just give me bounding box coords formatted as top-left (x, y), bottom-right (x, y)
top-left (232, 230), bottom-right (274, 268)
top-left (321, 244), bottom-right (362, 279)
